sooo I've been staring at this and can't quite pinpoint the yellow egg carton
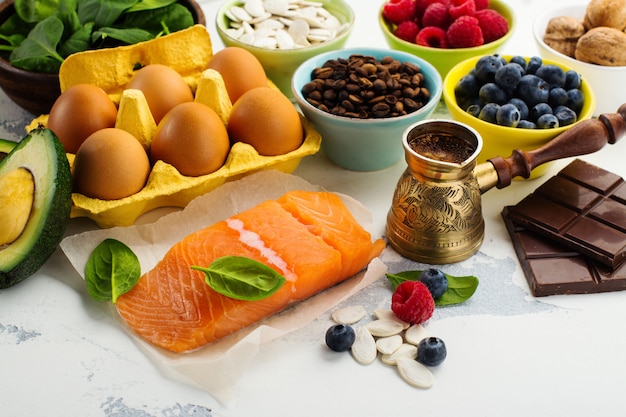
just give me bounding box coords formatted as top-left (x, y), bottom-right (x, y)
top-left (29, 25), bottom-right (321, 228)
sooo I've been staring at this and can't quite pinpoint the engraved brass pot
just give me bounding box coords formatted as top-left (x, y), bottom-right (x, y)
top-left (387, 111), bottom-right (626, 264)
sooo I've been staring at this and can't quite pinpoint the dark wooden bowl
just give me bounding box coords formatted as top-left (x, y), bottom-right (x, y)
top-left (0, 0), bottom-right (206, 116)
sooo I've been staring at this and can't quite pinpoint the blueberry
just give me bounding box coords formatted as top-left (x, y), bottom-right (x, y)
top-left (509, 55), bottom-right (527, 71)
top-left (474, 55), bottom-right (503, 83)
top-left (554, 105), bottom-right (577, 126)
top-left (455, 74), bottom-right (480, 102)
top-left (535, 64), bottom-right (566, 88)
top-left (325, 324), bottom-right (356, 352)
top-left (496, 103), bottom-right (521, 127)
top-left (507, 97), bottom-right (529, 120)
top-left (548, 87), bottom-right (568, 108)
top-left (566, 89), bottom-right (585, 113)
top-left (466, 103), bottom-right (482, 117)
top-left (517, 120), bottom-right (537, 129)
top-left (417, 337), bottom-right (447, 366)
top-left (495, 63), bottom-right (523, 92)
top-left (525, 56), bottom-right (543, 74)
top-left (516, 74), bottom-right (550, 107)
top-left (478, 102), bottom-right (500, 123)
top-left (564, 70), bottom-right (581, 90)
top-left (479, 82), bottom-right (508, 105)
top-left (537, 113), bottom-right (559, 129)
top-left (529, 102), bottom-right (553, 123)
top-left (418, 268), bottom-right (448, 299)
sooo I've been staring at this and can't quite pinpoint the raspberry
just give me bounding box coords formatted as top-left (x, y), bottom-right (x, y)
top-left (474, 0), bottom-right (489, 10)
top-left (421, 3), bottom-right (450, 29)
top-left (415, 26), bottom-right (448, 48)
top-left (391, 281), bottom-right (434, 325)
top-left (394, 20), bottom-right (420, 42)
top-left (414, 0), bottom-right (449, 20)
top-left (446, 15), bottom-right (484, 48)
top-left (383, 0), bottom-right (417, 25)
top-left (449, 0), bottom-right (476, 20)
top-left (474, 9), bottom-right (508, 43)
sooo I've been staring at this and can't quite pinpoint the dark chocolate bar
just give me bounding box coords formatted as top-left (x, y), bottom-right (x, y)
top-left (505, 159), bottom-right (626, 269)
top-left (502, 207), bottom-right (626, 297)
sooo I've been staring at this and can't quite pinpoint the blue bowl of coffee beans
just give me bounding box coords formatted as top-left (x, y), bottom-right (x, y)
top-left (443, 54), bottom-right (596, 178)
top-left (292, 47), bottom-right (442, 171)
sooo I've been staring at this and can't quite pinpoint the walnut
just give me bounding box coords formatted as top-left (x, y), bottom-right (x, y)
top-left (583, 0), bottom-right (626, 30)
top-left (575, 26), bottom-right (626, 66)
top-left (543, 16), bottom-right (585, 58)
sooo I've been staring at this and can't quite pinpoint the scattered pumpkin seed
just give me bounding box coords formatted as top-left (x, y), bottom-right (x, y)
top-left (404, 324), bottom-right (429, 346)
top-left (351, 326), bottom-right (377, 365)
top-left (381, 343), bottom-right (418, 366)
top-left (396, 357), bottom-right (435, 389)
top-left (331, 305), bottom-right (367, 325)
top-left (365, 319), bottom-right (405, 337)
top-left (375, 334), bottom-right (403, 355)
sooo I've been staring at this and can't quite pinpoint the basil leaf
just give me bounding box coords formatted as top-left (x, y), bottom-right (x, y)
top-left (85, 238), bottom-right (141, 304)
top-left (191, 256), bottom-right (286, 302)
top-left (386, 270), bottom-right (478, 306)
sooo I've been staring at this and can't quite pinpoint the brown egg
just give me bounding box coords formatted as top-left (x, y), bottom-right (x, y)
top-left (150, 102), bottom-right (230, 177)
top-left (227, 87), bottom-right (303, 156)
top-left (73, 128), bottom-right (151, 200)
top-left (47, 84), bottom-right (117, 153)
top-left (207, 47), bottom-right (268, 103)
top-left (126, 64), bottom-right (193, 124)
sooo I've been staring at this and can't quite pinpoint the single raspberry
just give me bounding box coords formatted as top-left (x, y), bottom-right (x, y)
top-left (391, 280), bottom-right (435, 325)
top-left (474, 0), bottom-right (490, 10)
top-left (449, 0), bottom-right (476, 20)
top-left (446, 15), bottom-right (484, 48)
top-left (383, 0), bottom-right (417, 25)
top-left (394, 20), bottom-right (420, 43)
top-left (415, 26), bottom-right (449, 48)
top-left (421, 2), bottom-right (450, 29)
top-left (414, 0), bottom-right (449, 21)
top-left (474, 9), bottom-right (509, 43)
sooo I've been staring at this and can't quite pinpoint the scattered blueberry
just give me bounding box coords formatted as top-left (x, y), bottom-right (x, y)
top-left (418, 268), bottom-right (448, 299)
top-left (325, 324), bottom-right (356, 352)
top-left (417, 337), bottom-right (447, 366)
top-left (496, 103), bottom-right (521, 127)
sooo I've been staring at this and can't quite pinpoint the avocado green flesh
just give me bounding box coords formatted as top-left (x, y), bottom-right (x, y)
top-left (0, 128), bottom-right (72, 288)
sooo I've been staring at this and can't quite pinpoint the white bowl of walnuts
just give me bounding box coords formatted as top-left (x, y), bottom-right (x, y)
top-left (533, 0), bottom-right (626, 116)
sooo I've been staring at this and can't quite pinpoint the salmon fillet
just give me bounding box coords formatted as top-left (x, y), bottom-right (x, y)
top-left (116, 191), bottom-right (385, 353)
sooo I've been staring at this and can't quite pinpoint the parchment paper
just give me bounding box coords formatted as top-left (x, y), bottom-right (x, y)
top-left (60, 170), bottom-right (387, 405)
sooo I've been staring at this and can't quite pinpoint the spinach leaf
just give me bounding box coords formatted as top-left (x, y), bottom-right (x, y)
top-left (191, 256), bottom-right (286, 301)
top-left (122, 3), bottom-right (193, 35)
top-left (85, 238), bottom-right (141, 304)
top-left (14, 0), bottom-right (60, 23)
top-left (91, 26), bottom-right (153, 46)
top-left (59, 21), bottom-right (93, 57)
top-left (10, 16), bottom-right (65, 72)
top-left (77, 0), bottom-right (138, 28)
top-left (127, 0), bottom-right (178, 12)
top-left (386, 270), bottom-right (479, 306)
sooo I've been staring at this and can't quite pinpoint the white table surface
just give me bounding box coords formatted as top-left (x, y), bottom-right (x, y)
top-left (3, 0), bottom-right (626, 416)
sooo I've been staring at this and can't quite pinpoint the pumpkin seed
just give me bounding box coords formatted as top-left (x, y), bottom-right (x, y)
top-left (396, 357), bottom-right (435, 389)
top-left (375, 334), bottom-right (403, 355)
top-left (331, 305), bottom-right (367, 325)
top-left (381, 343), bottom-right (417, 366)
top-left (404, 324), bottom-right (429, 346)
top-left (351, 326), bottom-right (377, 365)
top-left (365, 319), bottom-right (405, 337)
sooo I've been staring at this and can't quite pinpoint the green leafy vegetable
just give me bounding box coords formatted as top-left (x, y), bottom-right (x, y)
top-left (85, 238), bottom-right (141, 304)
top-left (0, 0), bottom-right (195, 73)
top-left (386, 270), bottom-right (479, 306)
top-left (191, 256), bottom-right (286, 302)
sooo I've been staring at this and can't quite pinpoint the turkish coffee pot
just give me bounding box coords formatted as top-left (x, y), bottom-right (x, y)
top-left (386, 104), bottom-right (626, 264)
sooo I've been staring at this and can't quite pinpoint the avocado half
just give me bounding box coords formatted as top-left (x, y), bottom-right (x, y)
top-left (0, 127), bottom-right (72, 288)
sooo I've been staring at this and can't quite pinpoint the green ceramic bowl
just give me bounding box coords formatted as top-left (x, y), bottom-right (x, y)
top-left (442, 55), bottom-right (596, 179)
top-left (379, 0), bottom-right (516, 79)
top-left (215, 0), bottom-right (354, 99)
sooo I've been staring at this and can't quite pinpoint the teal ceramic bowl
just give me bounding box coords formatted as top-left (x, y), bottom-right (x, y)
top-left (292, 48), bottom-right (443, 171)
top-left (379, 0), bottom-right (515, 79)
top-left (215, 0), bottom-right (354, 99)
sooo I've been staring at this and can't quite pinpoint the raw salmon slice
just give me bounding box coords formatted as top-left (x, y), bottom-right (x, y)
top-left (116, 191), bottom-right (385, 353)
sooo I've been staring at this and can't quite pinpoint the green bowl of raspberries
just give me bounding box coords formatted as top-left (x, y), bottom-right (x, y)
top-left (379, 0), bottom-right (515, 78)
